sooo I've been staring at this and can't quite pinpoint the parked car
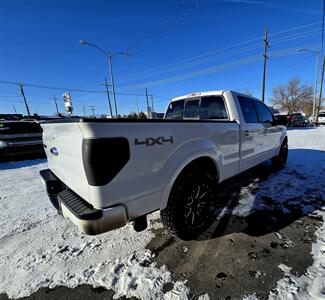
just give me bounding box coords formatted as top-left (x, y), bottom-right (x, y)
top-left (288, 113), bottom-right (305, 127)
top-left (0, 114), bottom-right (24, 121)
top-left (0, 118), bottom-right (44, 159)
top-left (274, 114), bottom-right (289, 126)
top-left (40, 90), bottom-right (287, 240)
top-left (317, 112), bottom-right (325, 124)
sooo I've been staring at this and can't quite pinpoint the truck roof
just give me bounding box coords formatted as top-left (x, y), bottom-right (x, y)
top-left (170, 90), bottom-right (262, 103)
top-left (171, 90), bottom-right (226, 102)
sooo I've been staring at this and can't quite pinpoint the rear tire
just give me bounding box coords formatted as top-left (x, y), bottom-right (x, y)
top-left (271, 140), bottom-right (288, 169)
top-left (161, 169), bottom-right (218, 240)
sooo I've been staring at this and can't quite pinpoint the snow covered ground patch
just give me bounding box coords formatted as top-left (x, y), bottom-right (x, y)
top-left (232, 128), bottom-right (325, 217)
top-left (0, 126), bottom-right (324, 300)
top-left (237, 126), bottom-right (325, 299)
top-left (0, 159), bottom-right (189, 299)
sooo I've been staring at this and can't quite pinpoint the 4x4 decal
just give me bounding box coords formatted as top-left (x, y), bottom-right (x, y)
top-left (134, 136), bottom-right (174, 146)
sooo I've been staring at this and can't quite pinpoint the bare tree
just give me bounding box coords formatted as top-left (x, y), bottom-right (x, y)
top-left (271, 78), bottom-right (313, 114)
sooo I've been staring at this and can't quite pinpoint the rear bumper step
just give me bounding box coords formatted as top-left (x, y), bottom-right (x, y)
top-left (40, 169), bottom-right (127, 235)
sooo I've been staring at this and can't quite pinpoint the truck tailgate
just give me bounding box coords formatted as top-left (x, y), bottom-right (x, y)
top-left (41, 122), bottom-right (89, 202)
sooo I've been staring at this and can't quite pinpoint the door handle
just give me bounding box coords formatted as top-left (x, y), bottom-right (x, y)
top-left (244, 130), bottom-right (250, 136)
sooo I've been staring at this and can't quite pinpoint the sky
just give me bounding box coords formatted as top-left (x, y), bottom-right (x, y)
top-left (0, 0), bottom-right (323, 116)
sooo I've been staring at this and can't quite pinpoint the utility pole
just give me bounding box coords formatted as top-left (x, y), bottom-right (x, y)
top-left (91, 105), bottom-right (95, 117)
top-left (262, 28), bottom-right (270, 102)
top-left (53, 95), bottom-right (59, 116)
top-left (151, 95), bottom-right (155, 112)
top-left (83, 105), bottom-right (86, 116)
top-left (134, 85), bottom-right (140, 117)
top-left (316, 54), bottom-right (325, 124)
top-left (145, 88), bottom-right (150, 118)
top-left (19, 84), bottom-right (31, 116)
top-left (104, 77), bottom-right (113, 118)
top-left (108, 54), bottom-right (118, 117)
top-left (12, 105), bottom-right (17, 114)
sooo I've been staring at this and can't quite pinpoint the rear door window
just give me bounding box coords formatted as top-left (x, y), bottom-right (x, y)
top-left (254, 101), bottom-right (274, 123)
top-left (237, 96), bottom-right (258, 123)
top-left (184, 99), bottom-right (200, 119)
top-left (200, 96), bottom-right (228, 120)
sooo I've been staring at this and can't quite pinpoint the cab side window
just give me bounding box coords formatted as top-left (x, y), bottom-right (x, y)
top-left (165, 100), bottom-right (185, 120)
top-left (254, 101), bottom-right (274, 123)
top-left (237, 96), bottom-right (258, 123)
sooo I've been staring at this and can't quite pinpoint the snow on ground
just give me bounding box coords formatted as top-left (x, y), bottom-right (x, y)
top-left (0, 126), bottom-right (324, 299)
top-left (0, 160), bottom-right (189, 299)
top-left (232, 128), bottom-right (325, 218)
top-left (235, 126), bottom-right (325, 300)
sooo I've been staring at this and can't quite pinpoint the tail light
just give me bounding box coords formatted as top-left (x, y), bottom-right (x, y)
top-left (82, 138), bottom-right (130, 186)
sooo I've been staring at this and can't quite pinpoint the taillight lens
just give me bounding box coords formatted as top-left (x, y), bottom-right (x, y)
top-left (82, 138), bottom-right (130, 186)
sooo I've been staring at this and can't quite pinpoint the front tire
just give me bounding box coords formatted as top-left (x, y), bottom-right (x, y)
top-left (161, 169), bottom-right (217, 240)
top-left (271, 140), bottom-right (288, 169)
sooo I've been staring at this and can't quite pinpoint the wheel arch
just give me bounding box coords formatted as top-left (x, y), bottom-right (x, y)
top-left (277, 134), bottom-right (288, 155)
top-left (160, 155), bottom-right (220, 210)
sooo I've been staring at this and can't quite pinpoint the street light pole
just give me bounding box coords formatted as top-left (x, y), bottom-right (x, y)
top-left (79, 40), bottom-right (130, 118)
top-left (297, 48), bottom-right (319, 119)
top-left (314, 53), bottom-right (319, 118)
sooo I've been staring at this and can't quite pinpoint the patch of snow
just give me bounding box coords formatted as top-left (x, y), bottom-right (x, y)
top-left (242, 293), bottom-right (259, 300)
top-left (0, 159), bottom-right (189, 299)
top-left (197, 293), bottom-right (210, 300)
top-left (232, 127), bottom-right (325, 218)
top-left (164, 281), bottom-right (191, 300)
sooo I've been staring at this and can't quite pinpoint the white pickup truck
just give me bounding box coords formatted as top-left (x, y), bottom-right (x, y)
top-left (40, 90), bottom-right (287, 240)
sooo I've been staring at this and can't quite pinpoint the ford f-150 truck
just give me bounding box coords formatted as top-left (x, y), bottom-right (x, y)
top-left (40, 90), bottom-right (287, 240)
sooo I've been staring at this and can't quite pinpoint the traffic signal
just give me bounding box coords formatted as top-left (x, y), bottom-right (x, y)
top-left (63, 92), bottom-right (73, 113)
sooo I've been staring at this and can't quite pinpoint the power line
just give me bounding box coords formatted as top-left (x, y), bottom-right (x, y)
top-left (268, 21), bottom-right (322, 37)
top-left (118, 27), bottom-right (321, 86)
top-left (76, 63), bottom-right (107, 89)
top-left (0, 80), bottom-right (159, 98)
top-left (117, 21), bottom-right (322, 83)
top-left (134, 0), bottom-right (202, 54)
top-left (117, 43), bottom-right (264, 84)
top-left (121, 42), bottom-right (323, 89)
top-left (131, 0), bottom-right (186, 52)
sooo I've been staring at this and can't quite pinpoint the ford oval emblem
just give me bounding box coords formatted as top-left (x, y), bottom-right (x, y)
top-left (50, 147), bottom-right (59, 156)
